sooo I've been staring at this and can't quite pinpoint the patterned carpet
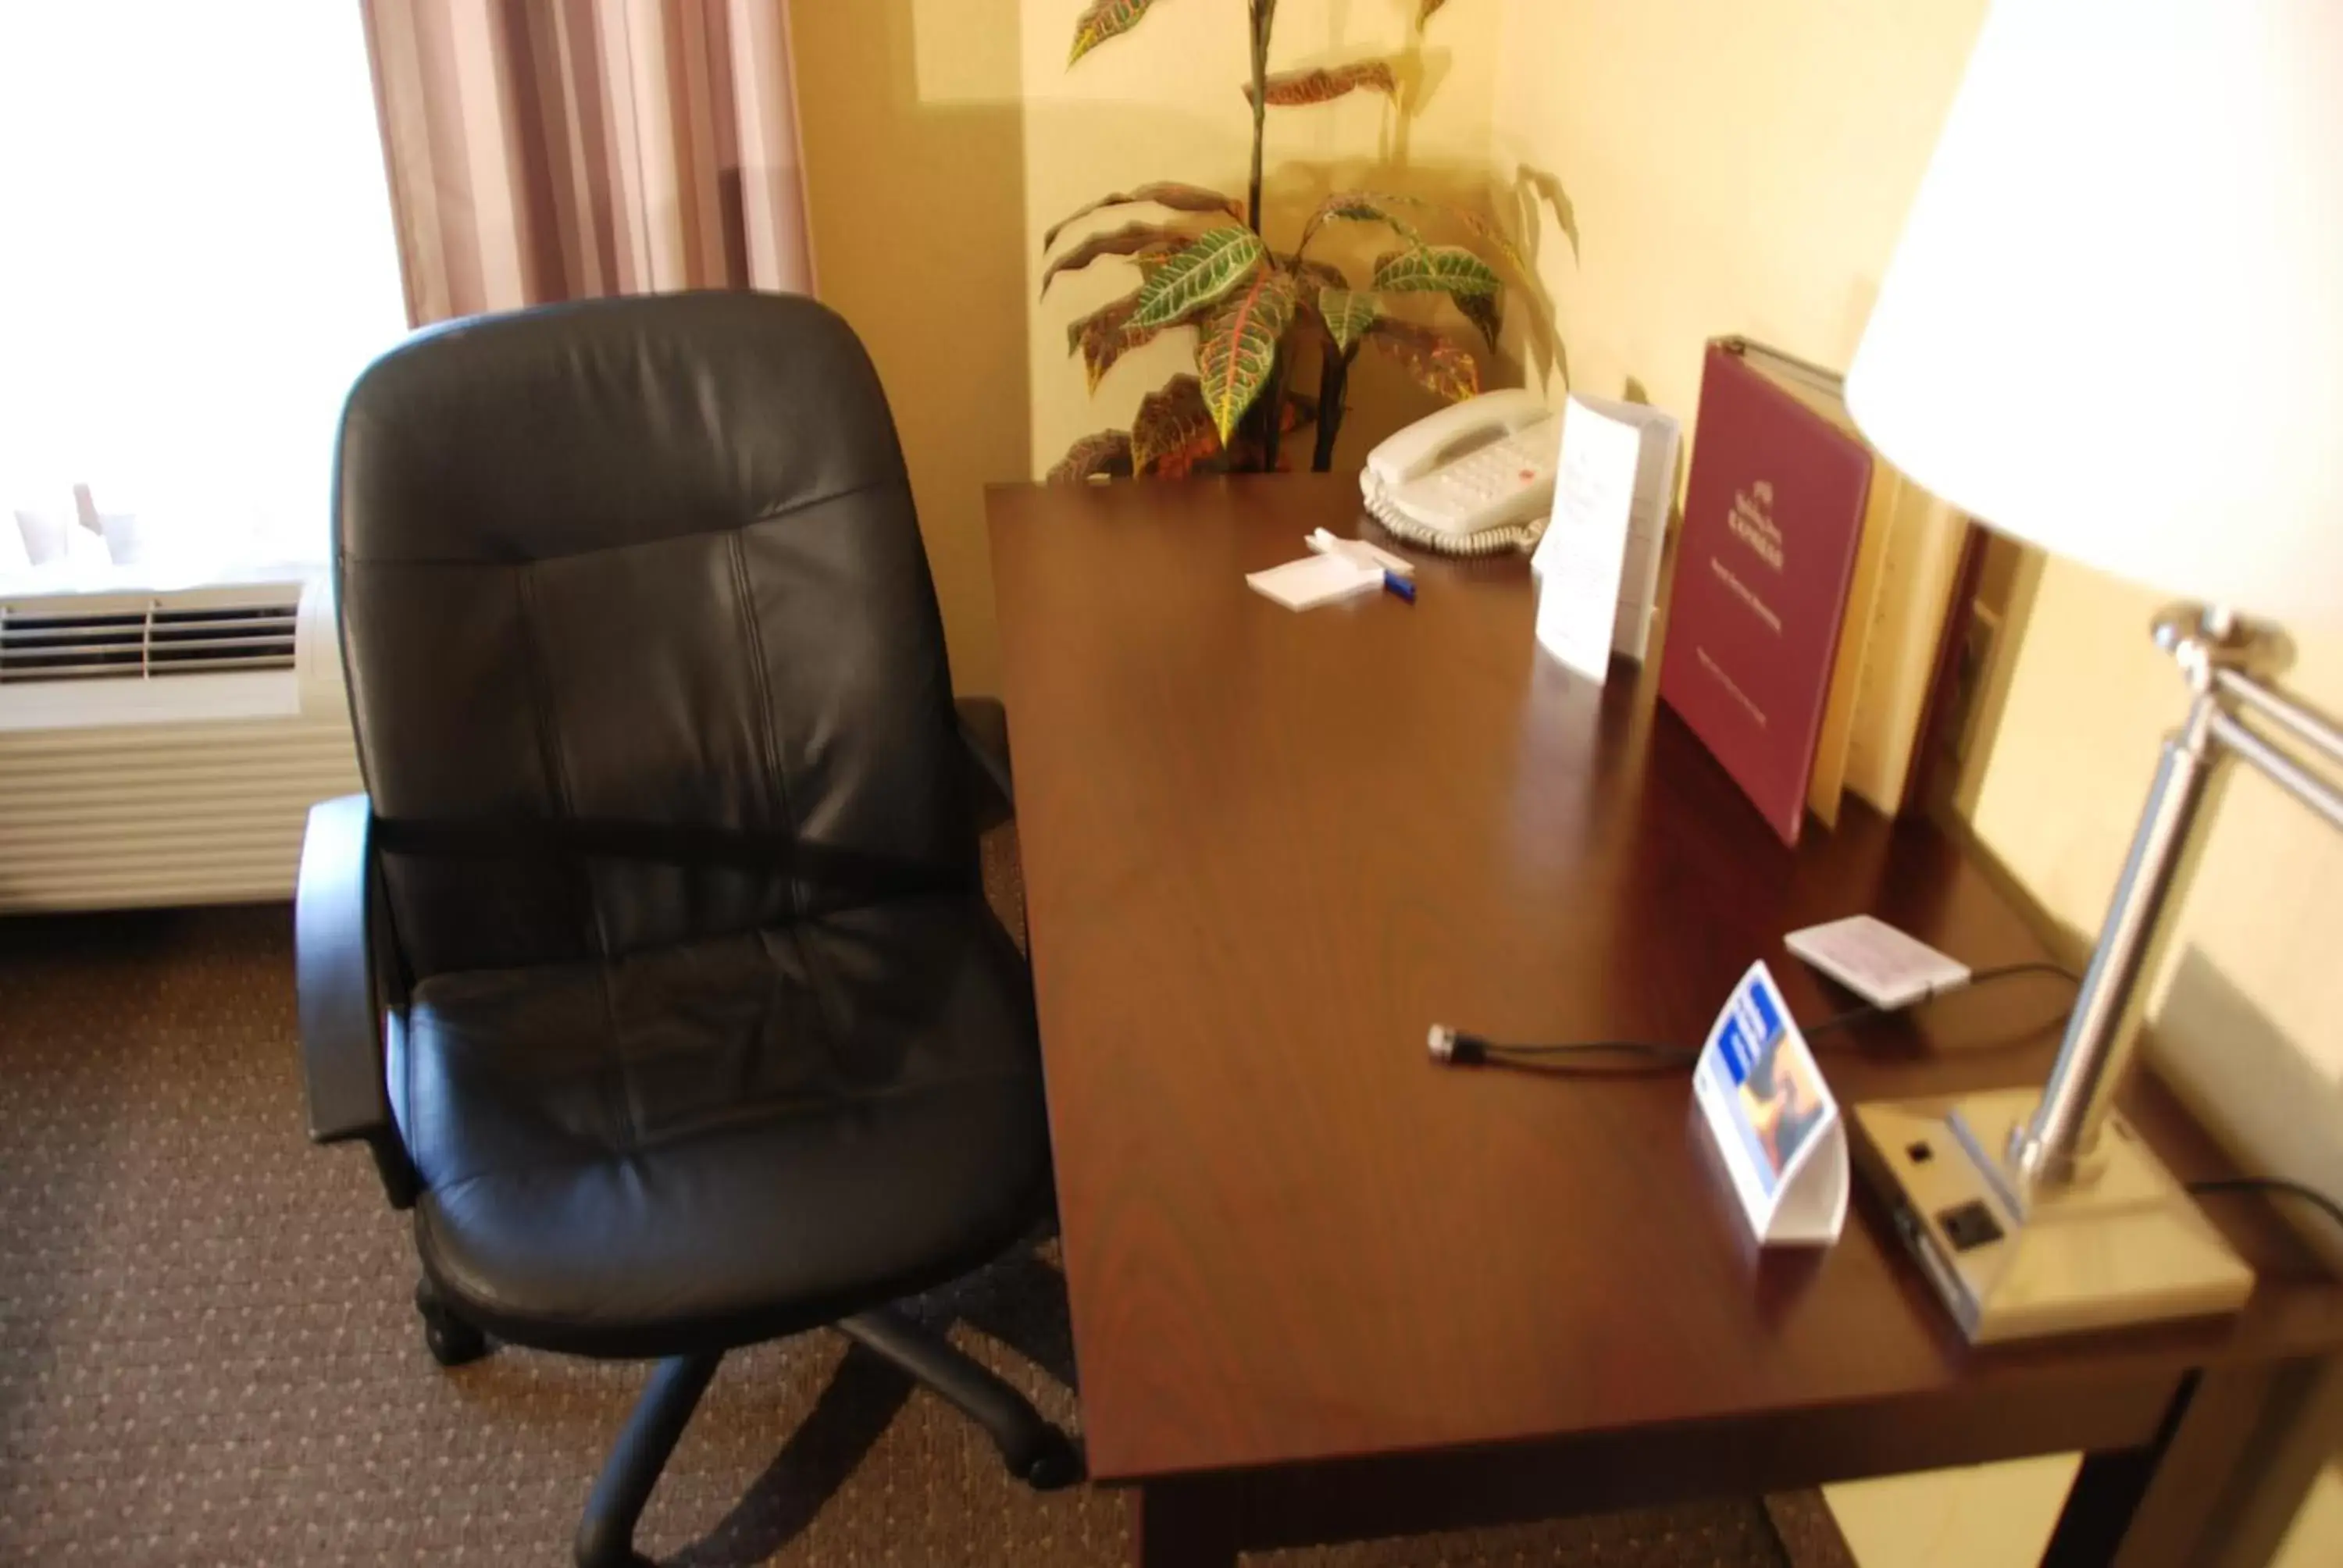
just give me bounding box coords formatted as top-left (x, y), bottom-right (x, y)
top-left (0, 828), bottom-right (1853, 1566)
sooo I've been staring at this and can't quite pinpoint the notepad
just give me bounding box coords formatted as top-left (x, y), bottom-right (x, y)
top-left (1246, 552), bottom-right (1384, 611)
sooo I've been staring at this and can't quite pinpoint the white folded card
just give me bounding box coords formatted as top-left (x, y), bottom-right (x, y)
top-left (1785, 914), bottom-right (1970, 1010)
top-left (1530, 396), bottom-right (1682, 679)
top-left (1691, 960), bottom-right (1849, 1246)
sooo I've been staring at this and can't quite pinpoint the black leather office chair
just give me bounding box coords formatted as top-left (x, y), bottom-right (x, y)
top-left (295, 292), bottom-right (1073, 1567)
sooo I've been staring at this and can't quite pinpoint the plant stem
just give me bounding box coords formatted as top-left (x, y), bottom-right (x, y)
top-left (1311, 347), bottom-right (1349, 472)
top-left (1231, 1), bottom-right (1277, 472)
top-left (1246, 0), bottom-right (1270, 235)
top-left (1261, 357), bottom-right (1287, 472)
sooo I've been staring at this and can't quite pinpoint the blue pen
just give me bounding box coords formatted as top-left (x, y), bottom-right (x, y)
top-left (1382, 570), bottom-right (1417, 604)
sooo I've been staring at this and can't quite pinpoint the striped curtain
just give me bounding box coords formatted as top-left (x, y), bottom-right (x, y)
top-left (362, 0), bottom-right (814, 326)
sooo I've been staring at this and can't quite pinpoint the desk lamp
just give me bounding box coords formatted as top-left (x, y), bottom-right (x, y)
top-left (1842, 0), bottom-right (2343, 1342)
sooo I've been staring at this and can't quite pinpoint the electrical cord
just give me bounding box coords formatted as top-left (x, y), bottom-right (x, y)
top-left (1799, 960), bottom-right (2081, 1042)
top-left (1428, 960), bottom-right (2082, 1073)
top-left (1426, 1027), bottom-right (1699, 1073)
top-left (2184, 1177), bottom-right (2343, 1238)
top-left (1426, 970), bottom-right (2343, 1248)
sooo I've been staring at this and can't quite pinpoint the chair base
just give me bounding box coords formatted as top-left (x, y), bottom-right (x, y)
top-left (837, 1307), bottom-right (1083, 1490)
top-left (415, 1279), bottom-right (491, 1368)
top-left (567, 1307), bottom-right (1081, 1567)
top-left (576, 1351), bottom-right (724, 1568)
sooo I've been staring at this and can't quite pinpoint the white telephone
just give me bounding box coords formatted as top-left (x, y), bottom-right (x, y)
top-left (1359, 388), bottom-right (1561, 556)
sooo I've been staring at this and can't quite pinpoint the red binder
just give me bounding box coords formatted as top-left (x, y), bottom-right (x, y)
top-left (1657, 342), bottom-right (1874, 846)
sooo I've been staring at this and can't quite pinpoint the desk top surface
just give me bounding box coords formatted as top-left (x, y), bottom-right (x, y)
top-left (987, 474), bottom-right (2343, 1483)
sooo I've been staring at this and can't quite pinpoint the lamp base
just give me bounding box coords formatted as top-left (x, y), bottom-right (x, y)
top-left (1853, 1089), bottom-right (2252, 1344)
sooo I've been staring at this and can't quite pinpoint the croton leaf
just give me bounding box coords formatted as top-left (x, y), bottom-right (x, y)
top-left (1313, 191), bottom-right (1523, 276)
top-left (1365, 319), bottom-right (1481, 403)
top-left (1295, 191), bottom-right (1422, 257)
top-left (1040, 222), bottom-right (1189, 296)
top-left (1456, 288), bottom-right (1503, 349)
top-left (1048, 430), bottom-right (1136, 484)
top-left (1318, 287), bottom-right (1380, 354)
top-left (1371, 192), bottom-right (1526, 273)
top-left (1154, 446), bottom-right (1221, 479)
top-left (1065, 288), bottom-right (1172, 393)
top-left (1065, 291), bottom-right (1130, 356)
top-left (1243, 60), bottom-right (1398, 108)
top-left (1132, 226), bottom-right (1268, 330)
top-left (1043, 182), bottom-right (1243, 250)
top-left (1453, 208), bottom-right (1528, 276)
top-left (1130, 376), bottom-right (1221, 476)
top-left (1196, 267), bottom-right (1299, 444)
top-left (1275, 251), bottom-right (1350, 291)
top-left (1418, 0), bottom-right (1452, 26)
top-left (1068, 0), bottom-right (1166, 66)
top-left (1371, 244), bottom-right (1503, 298)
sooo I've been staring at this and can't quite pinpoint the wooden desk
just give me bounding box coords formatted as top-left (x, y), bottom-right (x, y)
top-left (987, 474), bottom-right (2343, 1568)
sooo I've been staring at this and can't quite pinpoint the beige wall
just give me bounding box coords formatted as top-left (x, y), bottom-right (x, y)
top-left (791, 0), bottom-right (1030, 696)
top-left (1487, 0), bottom-right (1989, 415)
top-left (1485, 1), bottom-right (2342, 1563)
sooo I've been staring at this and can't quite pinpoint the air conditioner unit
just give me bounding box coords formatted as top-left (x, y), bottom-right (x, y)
top-left (0, 572), bottom-right (362, 912)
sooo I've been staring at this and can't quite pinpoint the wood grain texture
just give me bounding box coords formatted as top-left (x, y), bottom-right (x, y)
top-left (1225, 1372), bottom-right (2181, 1554)
top-left (987, 475), bottom-right (2343, 1491)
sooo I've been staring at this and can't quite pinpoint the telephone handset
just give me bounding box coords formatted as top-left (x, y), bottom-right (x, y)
top-left (1359, 388), bottom-right (1561, 556)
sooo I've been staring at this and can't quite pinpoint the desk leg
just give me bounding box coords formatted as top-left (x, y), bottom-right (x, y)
top-left (2042, 1360), bottom-right (2325, 1568)
top-left (1131, 1475), bottom-right (1240, 1568)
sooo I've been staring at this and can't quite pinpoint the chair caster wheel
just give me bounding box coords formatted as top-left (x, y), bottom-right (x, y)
top-left (1016, 1427), bottom-right (1083, 1492)
top-left (415, 1281), bottom-right (491, 1368)
top-left (424, 1317), bottom-right (490, 1367)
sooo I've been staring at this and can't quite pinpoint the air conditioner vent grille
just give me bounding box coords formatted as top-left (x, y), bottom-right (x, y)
top-left (0, 597), bottom-right (299, 683)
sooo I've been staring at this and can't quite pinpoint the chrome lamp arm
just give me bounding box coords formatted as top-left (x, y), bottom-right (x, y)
top-left (2012, 606), bottom-right (2343, 1188)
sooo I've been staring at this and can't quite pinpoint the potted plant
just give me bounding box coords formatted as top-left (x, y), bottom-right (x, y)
top-left (1043, 0), bottom-right (1516, 482)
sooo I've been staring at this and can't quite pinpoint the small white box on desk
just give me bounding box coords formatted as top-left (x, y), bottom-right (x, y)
top-left (1691, 960), bottom-right (1848, 1246)
top-left (1785, 914), bottom-right (1969, 1010)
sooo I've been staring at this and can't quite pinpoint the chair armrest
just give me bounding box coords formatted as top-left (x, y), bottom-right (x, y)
top-left (295, 793), bottom-right (418, 1207)
top-left (956, 695), bottom-right (1014, 811)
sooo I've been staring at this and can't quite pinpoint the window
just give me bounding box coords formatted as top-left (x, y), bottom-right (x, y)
top-left (1, 3), bottom-right (408, 589)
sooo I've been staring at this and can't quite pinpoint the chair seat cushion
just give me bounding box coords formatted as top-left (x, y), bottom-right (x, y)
top-left (396, 895), bottom-right (1050, 1359)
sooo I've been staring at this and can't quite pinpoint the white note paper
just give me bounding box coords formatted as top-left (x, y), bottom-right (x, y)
top-left (1532, 395), bottom-right (1683, 670)
top-left (1531, 397), bottom-right (1646, 680)
top-left (1246, 551), bottom-right (1383, 611)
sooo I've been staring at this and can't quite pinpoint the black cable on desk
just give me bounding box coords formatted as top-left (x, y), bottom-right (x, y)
top-left (1427, 1028), bottom-right (1699, 1070)
top-left (2184, 1177), bottom-right (2343, 1238)
top-left (1428, 960), bottom-right (2081, 1072)
top-left (1801, 960), bottom-right (2081, 1041)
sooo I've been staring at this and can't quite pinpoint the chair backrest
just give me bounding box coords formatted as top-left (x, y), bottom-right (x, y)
top-left (333, 292), bottom-right (971, 981)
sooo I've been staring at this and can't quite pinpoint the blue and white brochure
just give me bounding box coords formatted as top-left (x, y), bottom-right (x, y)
top-left (1692, 960), bottom-right (1849, 1245)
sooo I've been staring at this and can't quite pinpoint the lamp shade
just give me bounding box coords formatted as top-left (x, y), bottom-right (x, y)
top-left (1846, 0), bottom-right (2343, 627)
